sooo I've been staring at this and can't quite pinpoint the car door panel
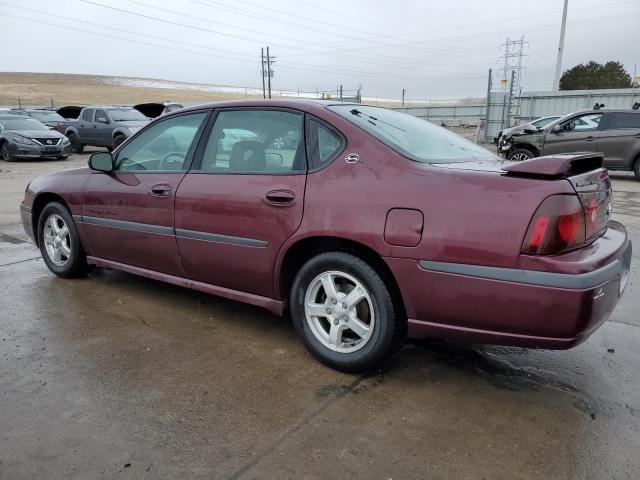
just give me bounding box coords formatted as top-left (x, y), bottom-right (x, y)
top-left (543, 113), bottom-right (602, 155)
top-left (597, 113), bottom-right (640, 169)
top-left (82, 172), bottom-right (186, 275)
top-left (174, 108), bottom-right (306, 298)
top-left (81, 111), bottom-right (209, 275)
top-left (175, 174), bottom-right (305, 297)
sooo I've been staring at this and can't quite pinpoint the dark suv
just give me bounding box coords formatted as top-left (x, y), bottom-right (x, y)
top-left (500, 108), bottom-right (640, 179)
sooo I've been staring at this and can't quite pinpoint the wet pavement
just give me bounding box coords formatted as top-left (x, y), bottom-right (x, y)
top-left (1, 154), bottom-right (639, 479)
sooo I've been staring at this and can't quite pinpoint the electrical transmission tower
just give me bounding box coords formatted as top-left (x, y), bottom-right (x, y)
top-left (497, 36), bottom-right (528, 127)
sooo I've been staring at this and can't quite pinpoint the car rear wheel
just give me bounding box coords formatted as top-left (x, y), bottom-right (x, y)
top-left (508, 148), bottom-right (534, 161)
top-left (68, 133), bottom-right (84, 154)
top-left (57, 155), bottom-right (68, 160)
top-left (0, 141), bottom-right (15, 162)
top-left (290, 252), bottom-right (404, 372)
top-left (38, 202), bottom-right (90, 278)
top-left (634, 156), bottom-right (640, 181)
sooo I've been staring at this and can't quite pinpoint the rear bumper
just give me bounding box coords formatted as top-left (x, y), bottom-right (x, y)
top-left (386, 224), bottom-right (631, 349)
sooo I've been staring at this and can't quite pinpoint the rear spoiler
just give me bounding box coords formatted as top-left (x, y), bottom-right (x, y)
top-left (502, 152), bottom-right (604, 178)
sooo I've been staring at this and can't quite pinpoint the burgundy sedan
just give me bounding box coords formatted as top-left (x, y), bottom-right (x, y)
top-left (20, 100), bottom-right (631, 372)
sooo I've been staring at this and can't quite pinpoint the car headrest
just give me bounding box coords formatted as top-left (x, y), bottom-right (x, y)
top-left (229, 140), bottom-right (266, 172)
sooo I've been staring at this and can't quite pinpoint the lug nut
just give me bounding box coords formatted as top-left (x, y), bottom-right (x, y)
top-left (330, 298), bottom-right (337, 305)
top-left (325, 308), bottom-right (331, 314)
top-left (342, 302), bottom-right (347, 309)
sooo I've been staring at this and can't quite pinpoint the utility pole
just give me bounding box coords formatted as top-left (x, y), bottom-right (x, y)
top-left (266, 46), bottom-right (275, 99)
top-left (498, 36), bottom-right (527, 125)
top-left (553, 0), bottom-right (569, 91)
top-left (402, 88), bottom-right (405, 106)
top-left (260, 48), bottom-right (266, 99)
top-left (505, 70), bottom-right (516, 129)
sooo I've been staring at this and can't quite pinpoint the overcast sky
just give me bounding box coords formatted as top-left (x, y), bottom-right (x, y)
top-left (0, 0), bottom-right (638, 100)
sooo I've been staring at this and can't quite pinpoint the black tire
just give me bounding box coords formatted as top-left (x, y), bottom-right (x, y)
top-left (113, 135), bottom-right (126, 149)
top-left (634, 156), bottom-right (640, 181)
top-left (0, 141), bottom-right (15, 162)
top-left (508, 148), bottom-right (535, 161)
top-left (57, 155), bottom-right (68, 160)
top-left (37, 202), bottom-right (90, 278)
top-left (67, 133), bottom-right (84, 154)
top-left (290, 252), bottom-right (404, 373)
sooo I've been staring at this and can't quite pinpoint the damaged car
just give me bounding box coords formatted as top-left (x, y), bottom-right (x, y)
top-left (499, 108), bottom-right (640, 179)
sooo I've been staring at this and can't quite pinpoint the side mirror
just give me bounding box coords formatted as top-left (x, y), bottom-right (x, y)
top-left (552, 125), bottom-right (562, 133)
top-left (89, 152), bottom-right (113, 172)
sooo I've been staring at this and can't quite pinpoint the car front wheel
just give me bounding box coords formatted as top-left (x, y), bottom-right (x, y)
top-left (38, 202), bottom-right (90, 278)
top-left (1, 141), bottom-right (15, 161)
top-left (290, 252), bottom-right (404, 372)
top-left (508, 148), bottom-right (534, 161)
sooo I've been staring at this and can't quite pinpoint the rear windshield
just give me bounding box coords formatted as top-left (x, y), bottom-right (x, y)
top-left (109, 108), bottom-right (148, 121)
top-left (328, 105), bottom-right (498, 163)
top-left (0, 117), bottom-right (49, 131)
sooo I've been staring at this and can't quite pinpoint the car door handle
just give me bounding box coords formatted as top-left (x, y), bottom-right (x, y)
top-left (150, 184), bottom-right (171, 198)
top-left (585, 135), bottom-right (595, 142)
top-left (265, 190), bottom-right (295, 206)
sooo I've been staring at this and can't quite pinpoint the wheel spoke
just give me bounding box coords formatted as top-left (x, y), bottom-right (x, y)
top-left (328, 323), bottom-right (346, 347)
top-left (346, 315), bottom-right (369, 339)
top-left (58, 226), bottom-right (69, 239)
top-left (343, 287), bottom-right (365, 309)
top-left (60, 242), bottom-right (71, 257)
top-left (320, 273), bottom-right (339, 300)
top-left (49, 218), bottom-right (60, 234)
top-left (44, 233), bottom-right (54, 245)
top-left (53, 248), bottom-right (62, 263)
top-left (307, 302), bottom-right (328, 318)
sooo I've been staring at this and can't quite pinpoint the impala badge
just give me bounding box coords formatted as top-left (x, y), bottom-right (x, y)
top-left (345, 153), bottom-right (360, 164)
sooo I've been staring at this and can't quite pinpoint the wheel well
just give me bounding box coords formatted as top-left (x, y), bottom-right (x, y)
top-left (279, 236), bottom-right (407, 321)
top-left (31, 193), bottom-right (71, 247)
top-left (512, 143), bottom-right (540, 156)
top-left (633, 152), bottom-right (640, 171)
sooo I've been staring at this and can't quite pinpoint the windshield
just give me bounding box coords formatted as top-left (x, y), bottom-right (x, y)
top-left (108, 108), bottom-right (148, 122)
top-left (0, 117), bottom-right (49, 131)
top-left (532, 116), bottom-right (561, 128)
top-left (29, 111), bottom-right (65, 122)
top-left (328, 105), bottom-right (498, 163)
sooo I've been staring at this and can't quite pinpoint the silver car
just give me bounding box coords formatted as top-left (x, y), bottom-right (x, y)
top-left (0, 116), bottom-right (72, 161)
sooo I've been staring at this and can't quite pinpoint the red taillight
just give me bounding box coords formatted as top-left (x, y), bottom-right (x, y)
top-left (521, 195), bottom-right (586, 255)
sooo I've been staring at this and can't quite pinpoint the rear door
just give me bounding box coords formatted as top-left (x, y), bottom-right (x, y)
top-left (543, 112), bottom-right (603, 155)
top-left (174, 108), bottom-right (307, 298)
top-left (596, 112), bottom-right (640, 169)
top-left (81, 111), bottom-right (209, 275)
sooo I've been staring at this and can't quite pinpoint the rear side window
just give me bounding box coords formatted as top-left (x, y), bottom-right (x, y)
top-left (307, 119), bottom-right (344, 169)
top-left (82, 109), bottom-right (94, 122)
top-left (609, 113), bottom-right (640, 129)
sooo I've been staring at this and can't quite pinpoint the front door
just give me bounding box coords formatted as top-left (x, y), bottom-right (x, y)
top-left (543, 112), bottom-right (603, 155)
top-left (175, 108), bottom-right (307, 298)
top-left (596, 112), bottom-right (640, 169)
top-left (94, 109), bottom-right (112, 147)
top-left (81, 111), bottom-right (209, 275)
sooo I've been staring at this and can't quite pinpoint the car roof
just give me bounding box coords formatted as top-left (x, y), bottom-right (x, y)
top-left (172, 99), bottom-right (358, 116)
top-left (569, 108), bottom-right (640, 115)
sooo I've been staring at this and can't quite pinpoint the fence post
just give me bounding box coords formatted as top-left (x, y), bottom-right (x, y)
top-left (483, 68), bottom-right (492, 143)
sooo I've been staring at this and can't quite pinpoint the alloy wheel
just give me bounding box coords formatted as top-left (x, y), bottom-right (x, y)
top-left (304, 270), bottom-right (375, 353)
top-left (511, 152), bottom-right (531, 161)
top-left (43, 214), bottom-right (71, 266)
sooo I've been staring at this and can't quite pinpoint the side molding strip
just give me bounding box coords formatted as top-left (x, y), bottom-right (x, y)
top-left (77, 215), bottom-right (268, 247)
top-left (418, 251), bottom-right (629, 290)
top-left (175, 228), bottom-right (268, 247)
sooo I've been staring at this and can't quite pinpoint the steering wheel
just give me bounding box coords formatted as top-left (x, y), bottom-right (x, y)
top-left (158, 152), bottom-right (186, 170)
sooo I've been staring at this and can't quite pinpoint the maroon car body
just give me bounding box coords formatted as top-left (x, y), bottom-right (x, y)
top-left (20, 100), bottom-right (631, 371)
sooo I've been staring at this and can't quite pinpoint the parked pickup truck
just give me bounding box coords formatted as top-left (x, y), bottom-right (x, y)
top-left (64, 106), bottom-right (150, 153)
